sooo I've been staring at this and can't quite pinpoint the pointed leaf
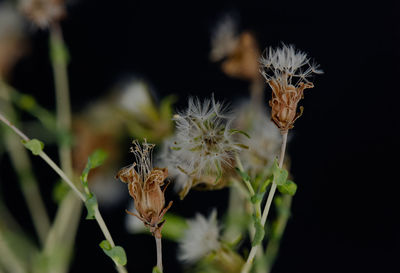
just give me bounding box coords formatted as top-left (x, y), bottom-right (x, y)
top-left (22, 139), bottom-right (44, 155)
top-left (229, 129), bottom-right (250, 138)
top-left (277, 180), bottom-right (297, 196)
top-left (88, 149), bottom-right (108, 169)
top-left (99, 240), bottom-right (127, 266)
top-left (272, 159), bottom-right (288, 186)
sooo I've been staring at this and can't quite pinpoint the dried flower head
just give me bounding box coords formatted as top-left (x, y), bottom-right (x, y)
top-left (260, 44), bottom-right (323, 133)
top-left (116, 140), bottom-right (172, 238)
top-left (178, 209), bottom-right (220, 264)
top-left (20, 0), bottom-right (66, 28)
top-left (159, 97), bottom-right (245, 198)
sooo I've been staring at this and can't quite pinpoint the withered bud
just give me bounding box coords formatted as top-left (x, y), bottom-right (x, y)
top-left (260, 44), bottom-right (323, 133)
top-left (116, 140), bottom-right (172, 238)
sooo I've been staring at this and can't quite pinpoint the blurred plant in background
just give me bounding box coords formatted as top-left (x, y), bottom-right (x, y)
top-left (0, 3), bottom-right (321, 273)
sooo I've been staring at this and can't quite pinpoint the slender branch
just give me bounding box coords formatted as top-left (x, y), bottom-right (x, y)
top-left (50, 23), bottom-right (73, 178)
top-left (0, 112), bottom-right (29, 141)
top-left (155, 237), bottom-right (163, 272)
top-left (39, 152), bottom-right (86, 201)
top-left (264, 194), bottom-right (292, 273)
top-left (0, 112), bottom-right (128, 273)
top-left (241, 132), bottom-right (288, 273)
top-left (0, 84), bottom-right (51, 245)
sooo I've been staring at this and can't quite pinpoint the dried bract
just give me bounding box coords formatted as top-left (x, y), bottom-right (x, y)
top-left (116, 140), bottom-right (172, 238)
top-left (260, 44), bottom-right (323, 133)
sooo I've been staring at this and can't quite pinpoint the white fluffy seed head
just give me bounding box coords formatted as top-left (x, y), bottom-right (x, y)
top-left (260, 44), bottom-right (323, 87)
top-left (159, 97), bottom-right (242, 194)
top-left (178, 209), bottom-right (220, 264)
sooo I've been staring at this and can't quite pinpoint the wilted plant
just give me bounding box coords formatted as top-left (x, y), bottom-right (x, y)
top-left (0, 2), bottom-right (322, 272)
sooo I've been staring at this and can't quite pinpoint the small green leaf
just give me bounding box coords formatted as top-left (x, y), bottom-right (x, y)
top-left (229, 129), bottom-right (250, 138)
top-left (277, 180), bottom-right (297, 196)
top-left (152, 266), bottom-right (162, 273)
top-left (22, 139), bottom-right (44, 155)
top-left (100, 240), bottom-right (127, 266)
top-left (84, 194), bottom-right (98, 220)
top-left (251, 193), bottom-right (264, 204)
top-left (272, 159), bottom-right (288, 186)
top-left (252, 218), bottom-right (265, 246)
top-left (99, 240), bottom-right (112, 250)
top-left (88, 149), bottom-right (108, 169)
top-left (80, 149), bottom-right (108, 195)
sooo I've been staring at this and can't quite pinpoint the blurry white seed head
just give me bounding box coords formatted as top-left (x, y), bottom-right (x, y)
top-left (178, 209), bottom-right (220, 263)
top-left (210, 14), bottom-right (239, 62)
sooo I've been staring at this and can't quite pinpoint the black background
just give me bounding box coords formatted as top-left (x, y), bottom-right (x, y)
top-left (1, 0), bottom-right (399, 272)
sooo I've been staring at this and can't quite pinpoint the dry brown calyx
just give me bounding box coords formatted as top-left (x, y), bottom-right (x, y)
top-left (116, 140), bottom-right (172, 238)
top-left (267, 78), bottom-right (314, 133)
top-left (260, 44), bottom-right (323, 133)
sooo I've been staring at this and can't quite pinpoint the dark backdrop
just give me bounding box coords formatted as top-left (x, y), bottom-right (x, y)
top-left (2, 0), bottom-right (399, 272)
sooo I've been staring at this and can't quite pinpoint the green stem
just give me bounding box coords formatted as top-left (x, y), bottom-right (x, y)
top-left (47, 24), bottom-right (84, 273)
top-left (264, 195), bottom-right (292, 273)
top-left (241, 132), bottom-right (288, 273)
top-left (50, 23), bottom-right (73, 178)
top-left (0, 112), bottom-right (128, 273)
top-left (0, 82), bottom-right (51, 245)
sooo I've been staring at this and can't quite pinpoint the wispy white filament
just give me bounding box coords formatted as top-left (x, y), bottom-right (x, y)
top-left (260, 44), bottom-right (323, 87)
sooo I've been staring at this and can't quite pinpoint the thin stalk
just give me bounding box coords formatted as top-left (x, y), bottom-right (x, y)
top-left (50, 23), bottom-right (73, 178)
top-left (241, 132), bottom-right (288, 273)
top-left (155, 237), bottom-right (163, 272)
top-left (0, 112), bottom-right (128, 273)
top-left (48, 22), bottom-right (82, 273)
top-left (0, 83), bottom-right (51, 245)
top-left (234, 154), bottom-right (265, 264)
